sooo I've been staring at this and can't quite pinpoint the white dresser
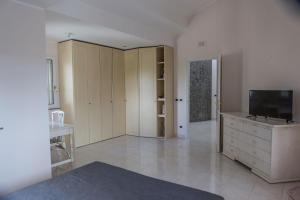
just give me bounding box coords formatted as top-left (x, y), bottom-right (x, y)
top-left (222, 112), bottom-right (300, 183)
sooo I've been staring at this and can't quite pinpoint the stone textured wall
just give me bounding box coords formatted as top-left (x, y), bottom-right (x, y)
top-left (189, 60), bottom-right (212, 122)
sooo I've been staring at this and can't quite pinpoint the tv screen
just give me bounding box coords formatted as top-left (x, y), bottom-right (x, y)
top-left (249, 90), bottom-right (293, 121)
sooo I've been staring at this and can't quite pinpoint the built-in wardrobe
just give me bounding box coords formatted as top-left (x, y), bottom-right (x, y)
top-left (58, 40), bottom-right (125, 147)
top-left (59, 40), bottom-right (174, 148)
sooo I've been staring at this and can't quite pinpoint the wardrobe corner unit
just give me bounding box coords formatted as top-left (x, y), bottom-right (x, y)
top-left (58, 40), bottom-right (125, 147)
top-left (125, 46), bottom-right (175, 138)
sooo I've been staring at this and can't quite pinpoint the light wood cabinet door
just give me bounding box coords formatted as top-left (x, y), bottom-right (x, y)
top-left (73, 42), bottom-right (90, 147)
top-left (58, 41), bottom-right (74, 124)
top-left (125, 49), bottom-right (139, 136)
top-left (164, 47), bottom-right (174, 138)
top-left (113, 49), bottom-right (126, 137)
top-left (100, 46), bottom-right (113, 140)
top-left (139, 48), bottom-right (157, 137)
top-left (87, 44), bottom-right (102, 143)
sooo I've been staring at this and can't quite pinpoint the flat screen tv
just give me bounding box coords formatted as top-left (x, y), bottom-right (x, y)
top-left (249, 90), bottom-right (293, 122)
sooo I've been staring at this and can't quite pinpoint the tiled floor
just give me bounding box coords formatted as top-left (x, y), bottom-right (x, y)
top-left (54, 121), bottom-right (300, 200)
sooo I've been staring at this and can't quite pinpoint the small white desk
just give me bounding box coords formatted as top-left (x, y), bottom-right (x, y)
top-left (49, 122), bottom-right (74, 168)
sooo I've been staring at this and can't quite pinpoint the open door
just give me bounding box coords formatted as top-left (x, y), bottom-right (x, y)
top-left (216, 55), bottom-right (222, 153)
top-left (185, 56), bottom-right (223, 152)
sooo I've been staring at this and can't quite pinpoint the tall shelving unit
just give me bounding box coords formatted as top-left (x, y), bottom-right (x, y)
top-left (156, 46), bottom-right (166, 138)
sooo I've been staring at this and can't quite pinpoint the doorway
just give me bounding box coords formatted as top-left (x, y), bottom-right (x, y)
top-left (189, 60), bottom-right (217, 122)
top-left (187, 58), bottom-right (220, 151)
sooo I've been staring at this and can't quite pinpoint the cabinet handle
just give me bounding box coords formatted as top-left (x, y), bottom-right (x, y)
top-left (0, 127), bottom-right (4, 130)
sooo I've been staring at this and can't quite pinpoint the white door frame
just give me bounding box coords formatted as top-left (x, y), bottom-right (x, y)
top-left (186, 56), bottom-right (222, 152)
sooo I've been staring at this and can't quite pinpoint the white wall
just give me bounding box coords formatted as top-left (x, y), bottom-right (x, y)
top-left (239, 0), bottom-right (300, 121)
top-left (0, 0), bottom-right (51, 195)
top-left (46, 39), bottom-right (58, 61)
top-left (176, 0), bottom-right (242, 136)
top-left (176, 0), bottom-right (300, 136)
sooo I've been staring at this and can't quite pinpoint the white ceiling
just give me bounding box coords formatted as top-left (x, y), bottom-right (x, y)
top-left (17, 0), bottom-right (215, 49)
top-left (46, 11), bottom-right (155, 49)
top-left (80, 0), bottom-right (212, 29)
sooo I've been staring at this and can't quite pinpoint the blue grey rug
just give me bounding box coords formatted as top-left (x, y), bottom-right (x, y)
top-left (3, 162), bottom-right (224, 200)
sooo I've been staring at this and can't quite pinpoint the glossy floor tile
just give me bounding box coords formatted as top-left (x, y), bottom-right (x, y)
top-left (55, 121), bottom-right (300, 200)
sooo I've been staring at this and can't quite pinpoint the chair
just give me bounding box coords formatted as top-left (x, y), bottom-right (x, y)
top-left (51, 110), bottom-right (64, 124)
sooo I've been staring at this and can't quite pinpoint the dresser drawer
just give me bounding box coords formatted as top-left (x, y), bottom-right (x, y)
top-left (224, 126), bottom-right (239, 138)
top-left (250, 147), bottom-right (271, 163)
top-left (224, 135), bottom-right (238, 147)
top-left (244, 123), bottom-right (272, 141)
top-left (238, 150), bottom-right (271, 176)
top-left (238, 140), bottom-right (271, 163)
top-left (224, 117), bottom-right (235, 128)
top-left (238, 150), bottom-right (252, 166)
top-left (223, 143), bottom-right (237, 159)
top-left (239, 131), bottom-right (271, 153)
top-left (224, 117), bottom-right (243, 130)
